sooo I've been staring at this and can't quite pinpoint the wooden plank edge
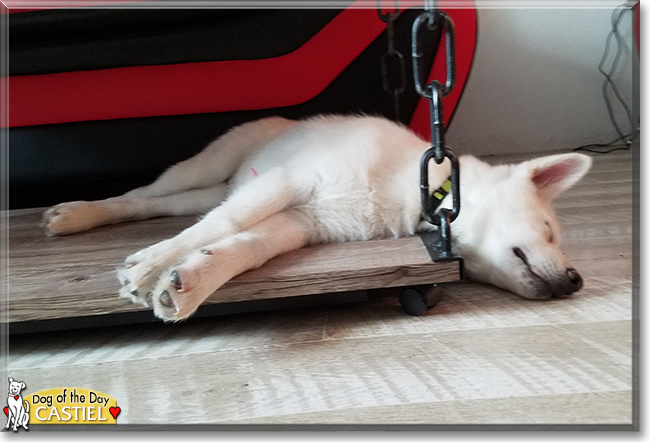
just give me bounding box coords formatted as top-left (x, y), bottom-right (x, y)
top-left (5, 260), bottom-right (461, 323)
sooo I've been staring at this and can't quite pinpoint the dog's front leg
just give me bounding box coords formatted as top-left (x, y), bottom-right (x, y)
top-left (119, 167), bottom-right (300, 305)
top-left (148, 209), bottom-right (314, 321)
top-left (10, 410), bottom-right (17, 432)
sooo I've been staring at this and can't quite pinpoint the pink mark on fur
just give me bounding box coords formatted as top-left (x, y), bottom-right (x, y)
top-left (251, 168), bottom-right (258, 177)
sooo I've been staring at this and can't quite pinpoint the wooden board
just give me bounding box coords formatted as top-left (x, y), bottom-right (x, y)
top-left (6, 208), bottom-right (461, 323)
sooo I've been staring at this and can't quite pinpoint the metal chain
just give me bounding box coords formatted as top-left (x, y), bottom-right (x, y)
top-left (377, 0), bottom-right (399, 22)
top-left (377, 0), bottom-right (406, 122)
top-left (411, 3), bottom-right (461, 259)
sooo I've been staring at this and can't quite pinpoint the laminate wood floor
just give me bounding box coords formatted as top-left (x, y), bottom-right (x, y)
top-left (4, 149), bottom-right (636, 428)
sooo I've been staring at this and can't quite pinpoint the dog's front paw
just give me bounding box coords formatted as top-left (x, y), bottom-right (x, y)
top-left (149, 267), bottom-right (204, 322)
top-left (149, 248), bottom-right (229, 321)
top-left (43, 201), bottom-right (99, 236)
top-left (117, 240), bottom-right (184, 307)
top-left (117, 267), bottom-right (153, 307)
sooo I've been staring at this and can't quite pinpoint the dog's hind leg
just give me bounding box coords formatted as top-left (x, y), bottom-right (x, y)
top-left (44, 183), bottom-right (230, 236)
top-left (149, 208), bottom-right (314, 321)
top-left (119, 167), bottom-right (306, 305)
top-left (126, 117), bottom-right (296, 198)
top-left (43, 117), bottom-right (297, 235)
top-left (20, 404), bottom-right (28, 430)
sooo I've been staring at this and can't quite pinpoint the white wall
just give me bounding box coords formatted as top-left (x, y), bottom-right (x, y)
top-left (445, 7), bottom-right (635, 156)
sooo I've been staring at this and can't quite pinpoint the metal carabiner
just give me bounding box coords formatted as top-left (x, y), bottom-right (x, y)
top-left (420, 145), bottom-right (460, 226)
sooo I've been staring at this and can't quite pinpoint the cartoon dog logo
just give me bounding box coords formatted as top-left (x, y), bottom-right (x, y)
top-left (4, 378), bottom-right (29, 432)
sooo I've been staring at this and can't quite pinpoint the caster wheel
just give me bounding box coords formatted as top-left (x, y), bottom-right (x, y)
top-left (399, 285), bottom-right (444, 316)
top-left (400, 287), bottom-right (427, 316)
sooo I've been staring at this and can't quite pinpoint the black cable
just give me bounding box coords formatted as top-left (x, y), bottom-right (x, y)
top-left (574, 4), bottom-right (636, 154)
top-left (598, 6), bottom-right (634, 140)
top-left (574, 134), bottom-right (630, 154)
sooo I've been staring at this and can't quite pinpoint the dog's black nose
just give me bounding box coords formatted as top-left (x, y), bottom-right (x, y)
top-left (566, 268), bottom-right (583, 290)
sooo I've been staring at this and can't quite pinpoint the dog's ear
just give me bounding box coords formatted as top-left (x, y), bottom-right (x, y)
top-left (520, 153), bottom-right (592, 200)
top-left (20, 382), bottom-right (25, 390)
top-left (7, 378), bottom-right (12, 383)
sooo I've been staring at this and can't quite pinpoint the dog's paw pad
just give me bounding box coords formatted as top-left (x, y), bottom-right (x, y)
top-left (118, 284), bottom-right (150, 307)
top-left (170, 270), bottom-right (184, 291)
top-left (150, 268), bottom-right (201, 321)
top-left (152, 289), bottom-right (181, 322)
top-left (159, 290), bottom-right (175, 308)
top-left (116, 268), bottom-right (152, 307)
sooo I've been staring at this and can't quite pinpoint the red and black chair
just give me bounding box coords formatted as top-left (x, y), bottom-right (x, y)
top-left (6, 3), bottom-right (477, 209)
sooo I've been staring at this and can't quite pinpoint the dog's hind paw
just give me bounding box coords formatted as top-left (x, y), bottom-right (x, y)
top-left (43, 201), bottom-right (101, 236)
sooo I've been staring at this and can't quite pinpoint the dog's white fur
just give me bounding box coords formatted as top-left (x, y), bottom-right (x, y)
top-left (5, 378), bottom-right (29, 432)
top-left (43, 115), bottom-right (592, 321)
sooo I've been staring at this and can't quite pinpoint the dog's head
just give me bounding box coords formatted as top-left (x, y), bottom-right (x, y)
top-left (7, 378), bottom-right (26, 397)
top-left (455, 153), bottom-right (592, 300)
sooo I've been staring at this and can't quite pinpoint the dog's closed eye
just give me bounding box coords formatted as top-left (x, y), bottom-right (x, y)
top-left (513, 247), bottom-right (528, 265)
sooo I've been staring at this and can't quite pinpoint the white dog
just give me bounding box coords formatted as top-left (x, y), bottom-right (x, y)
top-left (43, 115), bottom-right (592, 321)
top-left (5, 378), bottom-right (29, 432)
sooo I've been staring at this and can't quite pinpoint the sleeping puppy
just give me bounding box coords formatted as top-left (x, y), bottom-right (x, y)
top-left (43, 115), bottom-right (592, 321)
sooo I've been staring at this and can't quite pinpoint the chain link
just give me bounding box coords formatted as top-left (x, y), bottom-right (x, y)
top-left (412, 10), bottom-right (455, 101)
top-left (376, 0), bottom-right (399, 22)
top-left (377, 0), bottom-right (406, 121)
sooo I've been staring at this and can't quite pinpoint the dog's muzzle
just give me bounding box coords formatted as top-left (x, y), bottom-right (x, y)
top-left (513, 247), bottom-right (584, 299)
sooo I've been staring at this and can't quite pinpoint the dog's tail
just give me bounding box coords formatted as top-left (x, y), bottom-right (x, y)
top-left (23, 401), bottom-right (28, 413)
